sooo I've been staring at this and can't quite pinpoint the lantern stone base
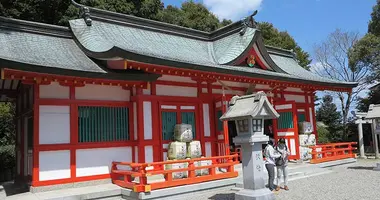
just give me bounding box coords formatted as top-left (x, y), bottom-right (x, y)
top-left (235, 188), bottom-right (274, 200)
top-left (373, 163), bottom-right (380, 171)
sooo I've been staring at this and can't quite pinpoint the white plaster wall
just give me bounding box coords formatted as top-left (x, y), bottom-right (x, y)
top-left (156, 85), bottom-right (197, 97)
top-left (255, 84), bottom-right (272, 90)
top-left (284, 94), bottom-right (305, 103)
top-left (284, 87), bottom-right (303, 92)
top-left (143, 102), bottom-right (152, 140)
top-left (40, 82), bottom-right (69, 99)
top-left (290, 139), bottom-right (296, 155)
top-left (212, 80), bottom-right (250, 88)
top-left (39, 150), bottom-right (70, 181)
top-left (309, 107), bottom-right (314, 130)
top-left (212, 89), bottom-right (244, 95)
top-left (143, 88), bottom-right (151, 95)
top-left (76, 147), bottom-right (132, 177)
top-left (39, 106), bottom-right (70, 144)
top-left (275, 104), bottom-right (292, 110)
top-left (202, 88), bottom-right (208, 93)
top-left (133, 102), bottom-right (137, 140)
top-left (75, 84), bottom-right (130, 101)
top-left (203, 104), bottom-right (211, 137)
top-left (158, 75), bottom-right (196, 83)
top-left (205, 142), bottom-right (212, 157)
top-left (145, 146), bottom-right (153, 163)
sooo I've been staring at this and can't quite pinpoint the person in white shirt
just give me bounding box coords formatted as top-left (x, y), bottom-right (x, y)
top-left (264, 139), bottom-right (281, 191)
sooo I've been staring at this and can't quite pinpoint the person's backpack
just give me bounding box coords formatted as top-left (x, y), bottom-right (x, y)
top-left (275, 145), bottom-right (288, 166)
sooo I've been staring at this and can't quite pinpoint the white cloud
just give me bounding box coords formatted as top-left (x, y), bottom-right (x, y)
top-left (203, 0), bottom-right (263, 21)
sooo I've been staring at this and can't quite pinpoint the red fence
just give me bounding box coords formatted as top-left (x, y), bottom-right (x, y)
top-left (309, 142), bottom-right (357, 164)
top-left (111, 154), bottom-right (239, 192)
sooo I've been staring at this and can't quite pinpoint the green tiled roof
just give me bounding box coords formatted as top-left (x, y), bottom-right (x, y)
top-left (0, 1), bottom-right (358, 88)
top-left (0, 17), bottom-right (159, 81)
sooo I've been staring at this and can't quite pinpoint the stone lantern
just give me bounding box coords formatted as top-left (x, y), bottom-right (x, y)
top-left (220, 91), bottom-right (279, 200)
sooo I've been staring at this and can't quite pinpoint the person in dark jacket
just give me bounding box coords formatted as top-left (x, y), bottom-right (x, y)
top-left (275, 138), bottom-right (290, 191)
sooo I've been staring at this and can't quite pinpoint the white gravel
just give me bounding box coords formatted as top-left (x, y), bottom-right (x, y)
top-left (182, 159), bottom-right (380, 200)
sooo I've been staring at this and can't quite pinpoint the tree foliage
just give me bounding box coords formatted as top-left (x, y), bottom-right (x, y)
top-left (357, 88), bottom-right (380, 112)
top-left (369, 0), bottom-right (380, 37)
top-left (0, 103), bottom-right (15, 146)
top-left (257, 22), bottom-right (311, 69)
top-left (314, 29), bottom-right (369, 139)
top-left (316, 95), bottom-right (344, 142)
top-left (0, 0), bottom-right (311, 68)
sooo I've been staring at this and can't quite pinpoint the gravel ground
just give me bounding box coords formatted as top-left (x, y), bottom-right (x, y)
top-left (180, 159), bottom-right (380, 200)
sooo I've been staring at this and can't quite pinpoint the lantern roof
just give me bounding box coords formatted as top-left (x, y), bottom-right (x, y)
top-left (220, 91), bottom-right (279, 121)
top-left (366, 104), bottom-right (380, 119)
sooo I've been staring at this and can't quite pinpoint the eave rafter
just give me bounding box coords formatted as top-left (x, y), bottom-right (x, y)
top-left (110, 60), bottom-right (352, 93)
top-left (1, 68), bottom-right (148, 89)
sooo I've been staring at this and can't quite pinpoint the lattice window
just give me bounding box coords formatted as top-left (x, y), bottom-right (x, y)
top-left (162, 111), bottom-right (177, 141)
top-left (237, 119), bottom-right (249, 132)
top-left (252, 119), bottom-right (262, 132)
top-left (78, 106), bottom-right (129, 143)
top-left (216, 110), bottom-right (224, 131)
top-left (277, 112), bottom-right (294, 129)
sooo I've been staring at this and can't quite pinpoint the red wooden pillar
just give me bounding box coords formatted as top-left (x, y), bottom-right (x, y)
top-left (222, 94), bottom-right (230, 156)
top-left (69, 86), bottom-right (78, 180)
top-left (136, 88), bottom-right (145, 163)
top-left (32, 83), bottom-right (40, 185)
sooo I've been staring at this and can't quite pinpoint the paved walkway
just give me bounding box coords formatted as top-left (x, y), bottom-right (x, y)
top-left (187, 158), bottom-right (380, 200)
top-left (1, 158), bottom-right (378, 200)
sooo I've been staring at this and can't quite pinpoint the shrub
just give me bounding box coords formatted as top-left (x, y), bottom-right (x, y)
top-left (0, 145), bottom-right (15, 171)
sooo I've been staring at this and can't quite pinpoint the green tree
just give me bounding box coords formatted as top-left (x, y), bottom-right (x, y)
top-left (257, 22), bottom-right (311, 69)
top-left (316, 95), bottom-right (343, 142)
top-left (350, 1), bottom-right (380, 83)
top-left (357, 88), bottom-right (380, 112)
top-left (0, 102), bottom-right (15, 146)
top-left (369, 0), bottom-right (380, 36)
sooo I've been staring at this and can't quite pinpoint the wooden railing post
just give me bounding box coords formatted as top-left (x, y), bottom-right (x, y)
top-left (227, 156), bottom-right (234, 173)
top-left (188, 160), bottom-right (196, 178)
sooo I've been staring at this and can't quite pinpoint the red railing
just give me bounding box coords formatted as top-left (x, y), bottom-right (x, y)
top-left (111, 154), bottom-right (239, 192)
top-left (309, 142), bottom-right (357, 164)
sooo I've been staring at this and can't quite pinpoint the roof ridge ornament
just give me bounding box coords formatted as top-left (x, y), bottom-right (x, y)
top-left (71, 0), bottom-right (92, 26)
top-left (240, 10), bottom-right (258, 36)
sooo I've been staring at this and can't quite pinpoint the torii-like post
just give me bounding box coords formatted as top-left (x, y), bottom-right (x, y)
top-left (353, 111), bottom-right (371, 159)
top-left (365, 104), bottom-right (380, 159)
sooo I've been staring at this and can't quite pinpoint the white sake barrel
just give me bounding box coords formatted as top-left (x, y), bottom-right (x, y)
top-left (195, 158), bottom-right (212, 176)
top-left (168, 141), bottom-right (187, 160)
top-left (186, 140), bottom-right (202, 158)
top-left (174, 124), bottom-right (193, 142)
top-left (165, 162), bottom-right (187, 179)
top-left (299, 134), bottom-right (309, 146)
top-left (307, 134), bottom-right (316, 146)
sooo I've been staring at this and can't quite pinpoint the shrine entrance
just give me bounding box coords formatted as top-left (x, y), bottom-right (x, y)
top-left (272, 101), bottom-right (300, 160)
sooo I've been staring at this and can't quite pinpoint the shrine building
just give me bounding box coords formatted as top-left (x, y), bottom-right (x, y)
top-left (0, 2), bottom-right (357, 188)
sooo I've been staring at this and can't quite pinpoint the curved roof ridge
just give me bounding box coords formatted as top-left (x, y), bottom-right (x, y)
top-left (0, 16), bottom-right (72, 38)
top-left (71, 0), bottom-right (245, 41)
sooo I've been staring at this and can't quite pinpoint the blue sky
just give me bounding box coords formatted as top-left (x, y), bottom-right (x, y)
top-left (162, 0), bottom-right (375, 55)
top-left (163, 0), bottom-right (377, 111)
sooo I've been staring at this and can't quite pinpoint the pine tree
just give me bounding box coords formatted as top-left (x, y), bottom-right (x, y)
top-left (316, 95), bottom-right (343, 142)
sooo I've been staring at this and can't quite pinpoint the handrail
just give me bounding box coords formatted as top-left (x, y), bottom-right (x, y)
top-left (309, 142), bottom-right (357, 164)
top-left (111, 154), bottom-right (239, 192)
